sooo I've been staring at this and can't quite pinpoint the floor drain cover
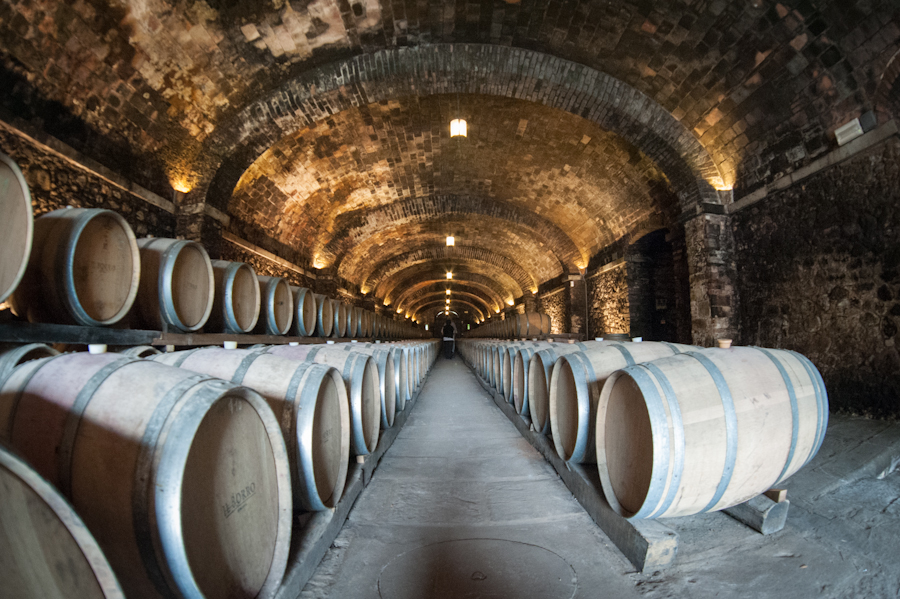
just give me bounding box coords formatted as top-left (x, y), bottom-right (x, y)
top-left (378, 538), bottom-right (577, 598)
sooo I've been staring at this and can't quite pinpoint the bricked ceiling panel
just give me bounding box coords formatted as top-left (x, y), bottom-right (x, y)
top-left (392, 274), bottom-right (511, 310)
top-left (3, 0), bottom-right (898, 303)
top-left (340, 217), bottom-right (561, 289)
top-left (417, 298), bottom-right (485, 323)
top-left (370, 246), bottom-right (529, 300)
top-left (399, 282), bottom-right (501, 314)
top-left (3, 1), bottom-right (896, 200)
top-left (227, 95), bottom-right (676, 275)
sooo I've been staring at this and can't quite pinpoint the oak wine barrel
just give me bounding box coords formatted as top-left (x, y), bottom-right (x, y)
top-left (347, 307), bottom-right (360, 338)
top-left (0, 152), bottom-right (33, 304)
top-left (549, 341), bottom-right (695, 464)
top-left (154, 348), bottom-right (350, 511)
top-left (527, 341), bottom-right (600, 434)
top-left (0, 343), bottom-right (59, 384)
top-left (264, 345), bottom-right (381, 455)
top-left (10, 208), bottom-right (140, 327)
top-left (291, 287), bottom-right (317, 337)
top-left (331, 300), bottom-right (347, 338)
top-left (134, 237), bottom-right (214, 332)
top-left (596, 346), bottom-right (829, 519)
top-left (540, 313), bottom-right (552, 335)
top-left (255, 276), bottom-right (293, 336)
top-left (326, 344), bottom-right (398, 427)
top-left (0, 353), bottom-right (292, 599)
top-left (0, 444), bottom-right (125, 599)
top-left (208, 260), bottom-right (260, 333)
top-left (117, 346), bottom-right (162, 359)
top-left (314, 294), bottom-right (334, 337)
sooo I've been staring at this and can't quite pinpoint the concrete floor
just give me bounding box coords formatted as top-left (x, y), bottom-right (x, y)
top-left (298, 355), bottom-right (900, 599)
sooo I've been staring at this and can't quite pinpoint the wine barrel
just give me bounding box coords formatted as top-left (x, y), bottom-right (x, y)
top-left (315, 344), bottom-right (396, 428)
top-left (511, 342), bottom-right (556, 415)
top-left (0, 444), bottom-right (125, 598)
top-left (255, 276), bottom-right (293, 336)
top-left (208, 261), bottom-right (260, 333)
top-left (347, 307), bottom-right (360, 338)
top-left (500, 342), bottom-right (533, 403)
top-left (133, 238), bottom-right (214, 332)
top-left (358, 310), bottom-right (370, 337)
top-left (527, 342), bottom-right (601, 434)
top-left (0, 353), bottom-right (292, 599)
top-left (357, 308), bottom-right (369, 337)
top-left (596, 346), bottom-right (829, 519)
top-left (117, 345), bottom-right (162, 359)
top-left (153, 348), bottom-right (350, 511)
top-left (523, 313), bottom-right (543, 336)
top-left (389, 344), bottom-right (412, 405)
top-left (291, 287), bottom-right (317, 337)
top-left (263, 345), bottom-right (381, 455)
top-left (10, 208), bottom-right (140, 326)
top-left (314, 294), bottom-right (334, 337)
top-left (0, 343), bottom-right (59, 384)
top-left (0, 152), bottom-right (34, 304)
top-left (549, 342), bottom-right (695, 464)
top-left (331, 301), bottom-right (347, 338)
top-left (540, 313), bottom-right (552, 335)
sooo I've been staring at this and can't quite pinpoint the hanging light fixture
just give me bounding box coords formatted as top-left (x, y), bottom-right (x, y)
top-left (446, 235), bottom-right (455, 246)
top-left (446, 272), bottom-right (453, 279)
top-left (450, 118), bottom-right (467, 137)
top-left (450, 94), bottom-right (466, 138)
top-left (446, 289), bottom-right (451, 295)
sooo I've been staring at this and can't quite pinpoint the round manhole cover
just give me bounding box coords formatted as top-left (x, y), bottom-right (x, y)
top-left (378, 538), bottom-right (577, 598)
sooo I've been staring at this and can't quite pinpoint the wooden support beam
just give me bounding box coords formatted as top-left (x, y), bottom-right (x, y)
top-left (723, 495), bottom-right (790, 535)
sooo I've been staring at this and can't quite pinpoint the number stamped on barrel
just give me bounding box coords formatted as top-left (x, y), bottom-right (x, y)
top-left (223, 482), bottom-right (257, 518)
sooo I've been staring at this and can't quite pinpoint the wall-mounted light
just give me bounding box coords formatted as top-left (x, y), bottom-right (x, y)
top-left (446, 272), bottom-right (452, 279)
top-left (506, 299), bottom-right (514, 306)
top-left (446, 289), bottom-right (451, 295)
top-left (446, 236), bottom-right (455, 246)
top-left (450, 119), bottom-right (467, 138)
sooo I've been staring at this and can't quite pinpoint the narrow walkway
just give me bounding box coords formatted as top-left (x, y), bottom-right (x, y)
top-left (299, 355), bottom-right (641, 599)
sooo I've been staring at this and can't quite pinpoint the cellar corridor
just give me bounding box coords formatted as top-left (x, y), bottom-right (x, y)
top-left (298, 354), bottom-right (641, 599)
top-left (296, 355), bottom-right (900, 599)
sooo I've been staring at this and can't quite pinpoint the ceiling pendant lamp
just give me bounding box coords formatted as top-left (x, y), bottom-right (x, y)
top-left (450, 118), bottom-right (467, 138)
top-left (450, 94), bottom-right (466, 138)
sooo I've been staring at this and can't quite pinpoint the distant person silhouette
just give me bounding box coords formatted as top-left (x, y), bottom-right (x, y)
top-left (442, 320), bottom-right (456, 358)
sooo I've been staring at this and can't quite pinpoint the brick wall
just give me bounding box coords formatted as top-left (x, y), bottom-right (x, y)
top-left (588, 263), bottom-right (630, 338)
top-left (733, 136), bottom-right (900, 417)
top-left (0, 124), bottom-right (174, 238)
top-left (538, 288), bottom-right (569, 335)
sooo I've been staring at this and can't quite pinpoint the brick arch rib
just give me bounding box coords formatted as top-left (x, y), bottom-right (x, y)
top-left (201, 45), bottom-right (724, 215)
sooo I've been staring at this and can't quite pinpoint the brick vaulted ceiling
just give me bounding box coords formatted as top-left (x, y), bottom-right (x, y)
top-left (2, 0), bottom-right (899, 322)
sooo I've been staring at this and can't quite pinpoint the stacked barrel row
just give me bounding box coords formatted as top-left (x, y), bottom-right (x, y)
top-left (0, 153), bottom-right (423, 338)
top-left (466, 312), bottom-right (551, 338)
top-left (459, 338), bottom-right (828, 521)
top-left (0, 338), bottom-right (439, 598)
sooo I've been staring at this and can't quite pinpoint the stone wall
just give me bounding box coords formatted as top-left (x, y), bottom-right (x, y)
top-left (0, 124), bottom-right (175, 238)
top-left (588, 263), bottom-right (630, 338)
top-left (215, 244), bottom-right (315, 290)
top-left (538, 288), bottom-right (569, 335)
top-left (733, 136), bottom-right (900, 417)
